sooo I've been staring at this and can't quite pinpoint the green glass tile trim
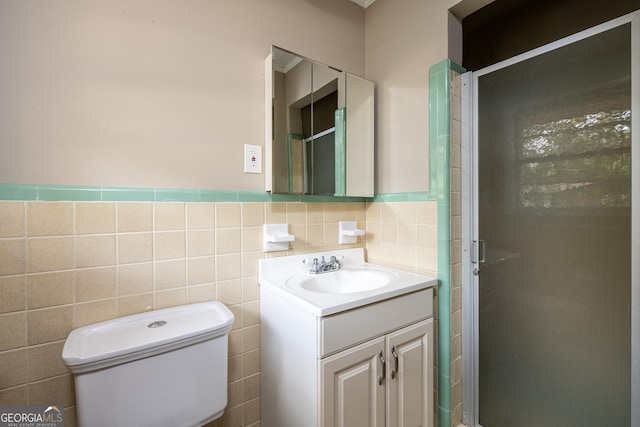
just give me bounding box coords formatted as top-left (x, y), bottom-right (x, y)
top-left (301, 194), bottom-right (367, 203)
top-left (102, 186), bottom-right (155, 201)
top-left (155, 188), bottom-right (201, 202)
top-left (10, 184), bottom-right (102, 202)
top-left (0, 183), bottom-right (368, 203)
top-left (0, 183), bottom-right (38, 201)
top-left (239, 191), bottom-right (273, 202)
top-left (450, 61), bottom-right (466, 75)
top-left (429, 58), bottom-right (454, 427)
top-left (37, 185), bottom-right (102, 201)
top-left (334, 108), bottom-right (347, 197)
top-left (269, 192), bottom-right (304, 202)
top-left (268, 192), bottom-right (367, 202)
top-left (201, 189), bottom-right (240, 202)
top-left (372, 191), bottom-right (436, 202)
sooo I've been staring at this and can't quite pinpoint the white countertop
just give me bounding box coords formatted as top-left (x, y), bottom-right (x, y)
top-left (258, 248), bottom-right (437, 316)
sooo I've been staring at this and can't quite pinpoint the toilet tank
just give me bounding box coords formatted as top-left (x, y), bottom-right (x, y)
top-left (62, 302), bottom-right (234, 427)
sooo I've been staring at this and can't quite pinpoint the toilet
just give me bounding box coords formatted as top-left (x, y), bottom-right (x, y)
top-left (62, 301), bottom-right (234, 427)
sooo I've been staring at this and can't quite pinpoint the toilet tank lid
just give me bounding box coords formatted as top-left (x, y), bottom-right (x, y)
top-left (62, 301), bottom-right (234, 373)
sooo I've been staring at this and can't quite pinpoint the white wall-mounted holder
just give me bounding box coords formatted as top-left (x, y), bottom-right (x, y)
top-left (339, 221), bottom-right (365, 244)
top-left (263, 224), bottom-right (295, 252)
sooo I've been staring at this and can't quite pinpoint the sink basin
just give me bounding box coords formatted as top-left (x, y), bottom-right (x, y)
top-left (286, 267), bottom-right (398, 294)
top-left (259, 248), bottom-right (437, 316)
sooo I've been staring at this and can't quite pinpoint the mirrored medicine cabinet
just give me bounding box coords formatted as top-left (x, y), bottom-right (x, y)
top-left (265, 46), bottom-right (374, 197)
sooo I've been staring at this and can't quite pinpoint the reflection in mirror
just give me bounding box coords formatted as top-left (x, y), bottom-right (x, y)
top-left (304, 62), bottom-right (344, 195)
top-left (266, 46), bottom-right (374, 196)
top-left (270, 48), bottom-right (312, 194)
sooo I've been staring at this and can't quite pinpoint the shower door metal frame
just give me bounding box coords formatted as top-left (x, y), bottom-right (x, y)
top-left (461, 11), bottom-right (640, 427)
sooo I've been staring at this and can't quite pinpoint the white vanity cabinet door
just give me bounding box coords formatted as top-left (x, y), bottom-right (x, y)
top-left (320, 336), bottom-right (386, 427)
top-left (386, 319), bottom-right (434, 427)
top-left (319, 318), bottom-right (434, 427)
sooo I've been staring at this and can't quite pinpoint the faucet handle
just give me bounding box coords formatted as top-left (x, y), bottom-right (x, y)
top-left (303, 257), bottom-right (320, 273)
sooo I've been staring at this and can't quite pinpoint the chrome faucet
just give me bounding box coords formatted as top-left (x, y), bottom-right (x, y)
top-left (303, 255), bottom-right (343, 274)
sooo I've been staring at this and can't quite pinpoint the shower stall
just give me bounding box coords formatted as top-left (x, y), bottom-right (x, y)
top-left (462, 11), bottom-right (639, 427)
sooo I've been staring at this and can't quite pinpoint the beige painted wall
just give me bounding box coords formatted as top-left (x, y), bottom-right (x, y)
top-left (365, 0), bottom-right (449, 193)
top-left (0, 0), bottom-right (364, 189)
top-left (0, 0), bottom-right (496, 195)
top-left (365, 0), bottom-right (491, 194)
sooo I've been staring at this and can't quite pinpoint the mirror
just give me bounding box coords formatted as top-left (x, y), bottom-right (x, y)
top-left (265, 47), bottom-right (374, 197)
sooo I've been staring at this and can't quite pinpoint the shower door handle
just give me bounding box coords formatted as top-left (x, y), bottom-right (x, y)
top-left (472, 239), bottom-right (486, 264)
top-left (478, 239), bottom-right (486, 263)
top-left (472, 239), bottom-right (486, 276)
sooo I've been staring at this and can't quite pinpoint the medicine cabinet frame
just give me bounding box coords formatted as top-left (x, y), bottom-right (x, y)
top-left (265, 46), bottom-right (374, 197)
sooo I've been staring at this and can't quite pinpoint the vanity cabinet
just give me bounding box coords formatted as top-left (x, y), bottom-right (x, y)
top-left (261, 287), bottom-right (434, 427)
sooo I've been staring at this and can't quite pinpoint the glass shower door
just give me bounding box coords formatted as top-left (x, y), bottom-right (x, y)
top-left (472, 18), bottom-right (636, 427)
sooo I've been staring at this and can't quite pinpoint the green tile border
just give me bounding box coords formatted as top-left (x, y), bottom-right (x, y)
top-left (155, 188), bottom-right (201, 202)
top-left (431, 58), bottom-right (452, 427)
top-left (0, 183), bottom-right (38, 201)
top-left (37, 185), bottom-right (102, 201)
top-left (199, 189), bottom-right (237, 202)
top-left (450, 61), bottom-right (466, 75)
top-left (238, 191), bottom-right (274, 203)
top-left (0, 183), bottom-right (447, 204)
top-left (372, 191), bottom-right (436, 202)
top-left (0, 183), bottom-right (369, 203)
top-left (102, 186), bottom-right (156, 202)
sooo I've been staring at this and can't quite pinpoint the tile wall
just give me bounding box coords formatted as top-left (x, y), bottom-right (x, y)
top-left (365, 201), bottom-right (438, 276)
top-left (0, 200), bottom-right (367, 427)
top-left (0, 199), bottom-right (437, 426)
top-left (449, 69), bottom-right (464, 426)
